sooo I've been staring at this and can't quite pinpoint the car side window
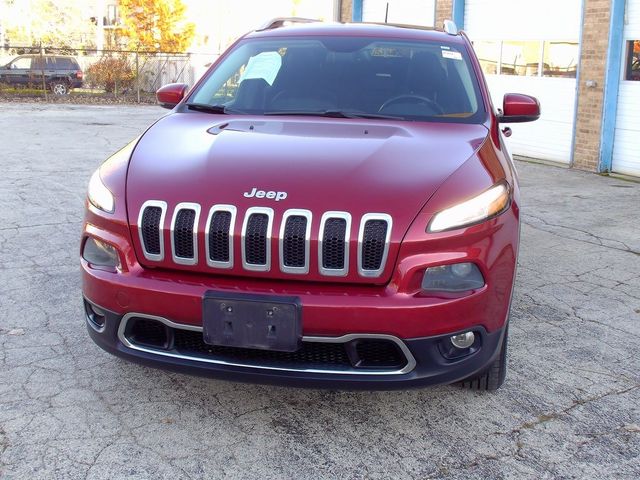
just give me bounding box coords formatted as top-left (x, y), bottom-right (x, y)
top-left (32, 57), bottom-right (46, 70)
top-left (56, 58), bottom-right (74, 70)
top-left (11, 57), bottom-right (32, 69)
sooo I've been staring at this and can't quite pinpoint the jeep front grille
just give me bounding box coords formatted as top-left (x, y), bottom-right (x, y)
top-left (137, 203), bottom-right (392, 278)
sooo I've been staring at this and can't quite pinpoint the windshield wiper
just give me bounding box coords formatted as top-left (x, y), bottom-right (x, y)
top-left (186, 103), bottom-right (244, 115)
top-left (263, 110), bottom-right (402, 120)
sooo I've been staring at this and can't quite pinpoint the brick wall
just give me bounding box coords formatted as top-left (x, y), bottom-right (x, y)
top-left (340, 0), bottom-right (353, 22)
top-left (572, 0), bottom-right (612, 171)
top-left (435, 0), bottom-right (453, 27)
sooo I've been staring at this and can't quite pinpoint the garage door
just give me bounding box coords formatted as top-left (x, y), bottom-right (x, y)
top-left (612, 0), bottom-right (640, 176)
top-left (465, 0), bottom-right (582, 163)
top-left (362, 0), bottom-right (435, 26)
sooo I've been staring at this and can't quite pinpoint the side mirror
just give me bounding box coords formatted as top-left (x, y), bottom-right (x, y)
top-left (498, 93), bottom-right (540, 123)
top-left (156, 83), bottom-right (188, 109)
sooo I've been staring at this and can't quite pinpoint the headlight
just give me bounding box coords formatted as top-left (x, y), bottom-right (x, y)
top-left (87, 169), bottom-right (114, 213)
top-left (86, 139), bottom-right (137, 214)
top-left (428, 181), bottom-right (510, 233)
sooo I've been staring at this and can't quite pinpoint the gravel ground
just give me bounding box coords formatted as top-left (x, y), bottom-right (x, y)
top-left (0, 103), bottom-right (638, 479)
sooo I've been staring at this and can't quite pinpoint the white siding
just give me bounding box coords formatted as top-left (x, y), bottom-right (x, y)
top-left (464, 0), bottom-right (582, 41)
top-left (612, 0), bottom-right (640, 176)
top-left (464, 0), bottom-right (582, 164)
top-left (362, 0), bottom-right (435, 26)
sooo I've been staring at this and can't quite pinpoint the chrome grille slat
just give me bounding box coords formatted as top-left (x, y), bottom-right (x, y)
top-left (318, 212), bottom-right (351, 277)
top-left (279, 209), bottom-right (312, 274)
top-left (138, 200), bottom-right (167, 262)
top-left (357, 213), bottom-right (392, 278)
top-left (241, 207), bottom-right (274, 272)
top-left (205, 204), bottom-right (236, 269)
top-left (170, 202), bottom-right (200, 266)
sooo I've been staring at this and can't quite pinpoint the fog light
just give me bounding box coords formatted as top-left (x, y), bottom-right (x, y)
top-left (421, 262), bottom-right (484, 292)
top-left (82, 237), bottom-right (120, 269)
top-left (451, 331), bottom-right (475, 349)
top-left (451, 262), bottom-right (472, 277)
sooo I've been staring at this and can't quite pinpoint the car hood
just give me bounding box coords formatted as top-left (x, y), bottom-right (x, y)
top-left (126, 112), bottom-right (488, 282)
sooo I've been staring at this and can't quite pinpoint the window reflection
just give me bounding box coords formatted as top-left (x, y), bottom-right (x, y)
top-left (626, 40), bottom-right (640, 81)
top-left (473, 40), bottom-right (578, 79)
top-left (474, 41), bottom-right (500, 75)
top-left (501, 41), bottom-right (541, 76)
top-left (543, 42), bottom-right (578, 78)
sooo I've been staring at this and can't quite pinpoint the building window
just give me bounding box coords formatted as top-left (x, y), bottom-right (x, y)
top-left (501, 41), bottom-right (542, 76)
top-left (543, 42), bottom-right (578, 78)
top-left (474, 41), bottom-right (500, 75)
top-left (626, 40), bottom-right (640, 81)
top-left (106, 4), bottom-right (119, 26)
top-left (473, 40), bottom-right (578, 79)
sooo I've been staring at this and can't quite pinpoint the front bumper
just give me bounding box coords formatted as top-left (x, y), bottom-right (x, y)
top-left (85, 299), bottom-right (507, 389)
top-left (81, 193), bottom-right (518, 388)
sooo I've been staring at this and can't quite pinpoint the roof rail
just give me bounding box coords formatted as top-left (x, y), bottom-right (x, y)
top-left (257, 17), bottom-right (320, 31)
top-left (443, 20), bottom-right (458, 35)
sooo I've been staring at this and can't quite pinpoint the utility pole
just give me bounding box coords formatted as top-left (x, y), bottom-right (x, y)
top-left (39, 41), bottom-right (47, 101)
top-left (96, 0), bottom-right (105, 51)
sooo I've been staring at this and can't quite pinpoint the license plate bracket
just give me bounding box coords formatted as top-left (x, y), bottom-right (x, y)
top-left (202, 291), bottom-right (302, 352)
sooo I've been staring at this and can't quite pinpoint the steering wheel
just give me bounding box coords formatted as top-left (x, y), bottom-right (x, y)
top-left (379, 95), bottom-right (444, 115)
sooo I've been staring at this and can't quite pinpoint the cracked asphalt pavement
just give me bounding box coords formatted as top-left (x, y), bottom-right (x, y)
top-left (1, 103), bottom-right (639, 479)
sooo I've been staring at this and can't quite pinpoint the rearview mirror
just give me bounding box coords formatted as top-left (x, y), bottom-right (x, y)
top-left (498, 93), bottom-right (540, 123)
top-left (156, 83), bottom-right (188, 109)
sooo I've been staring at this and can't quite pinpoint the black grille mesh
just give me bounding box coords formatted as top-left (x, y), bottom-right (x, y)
top-left (361, 219), bottom-right (388, 271)
top-left (208, 211), bottom-right (232, 262)
top-left (174, 329), bottom-right (350, 367)
top-left (141, 206), bottom-right (162, 255)
top-left (174, 209), bottom-right (196, 258)
top-left (283, 215), bottom-right (307, 268)
top-left (245, 213), bottom-right (269, 265)
top-left (129, 318), bottom-right (168, 348)
top-left (355, 340), bottom-right (405, 368)
top-left (322, 218), bottom-right (347, 269)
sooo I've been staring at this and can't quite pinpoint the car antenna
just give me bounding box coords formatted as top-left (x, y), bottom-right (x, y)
top-left (384, 3), bottom-right (389, 23)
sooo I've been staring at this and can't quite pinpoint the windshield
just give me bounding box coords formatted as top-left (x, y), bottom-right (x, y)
top-left (188, 36), bottom-right (485, 123)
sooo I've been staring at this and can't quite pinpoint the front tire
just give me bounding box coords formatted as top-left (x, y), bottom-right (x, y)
top-left (51, 81), bottom-right (69, 95)
top-left (459, 325), bottom-right (508, 391)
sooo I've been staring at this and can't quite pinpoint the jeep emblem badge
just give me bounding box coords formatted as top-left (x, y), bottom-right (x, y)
top-left (243, 187), bottom-right (287, 201)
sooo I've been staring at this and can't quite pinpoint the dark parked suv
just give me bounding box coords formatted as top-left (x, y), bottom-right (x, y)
top-left (0, 54), bottom-right (83, 95)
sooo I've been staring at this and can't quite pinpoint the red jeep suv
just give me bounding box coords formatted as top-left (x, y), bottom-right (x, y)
top-left (81, 19), bottom-right (539, 390)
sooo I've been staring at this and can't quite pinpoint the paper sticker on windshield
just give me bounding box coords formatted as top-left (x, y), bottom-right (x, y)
top-left (442, 50), bottom-right (462, 61)
top-left (240, 52), bottom-right (282, 86)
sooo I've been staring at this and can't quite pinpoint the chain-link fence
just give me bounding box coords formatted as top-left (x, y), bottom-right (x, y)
top-left (0, 45), bottom-right (219, 102)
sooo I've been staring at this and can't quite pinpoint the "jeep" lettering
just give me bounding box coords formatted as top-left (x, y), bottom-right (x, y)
top-left (243, 187), bottom-right (287, 202)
